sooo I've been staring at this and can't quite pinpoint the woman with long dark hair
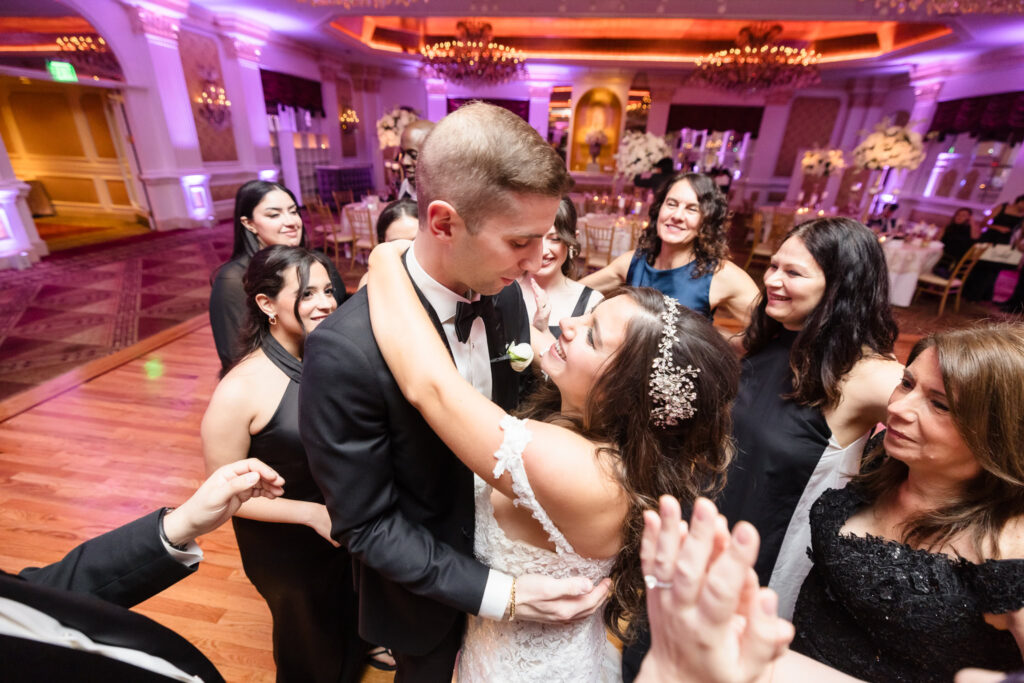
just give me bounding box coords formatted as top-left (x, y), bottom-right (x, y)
top-left (209, 180), bottom-right (348, 373)
top-left (519, 196), bottom-right (603, 354)
top-left (718, 217), bottom-right (904, 618)
top-left (582, 172), bottom-right (758, 326)
top-left (367, 240), bottom-right (740, 681)
top-left (202, 245), bottom-right (366, 682)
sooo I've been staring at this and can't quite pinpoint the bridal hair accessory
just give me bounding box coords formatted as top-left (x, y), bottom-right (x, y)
top-left (649, 295), bottom-right (700, 427)
top-left (644, 574), bottom-right (673, 590)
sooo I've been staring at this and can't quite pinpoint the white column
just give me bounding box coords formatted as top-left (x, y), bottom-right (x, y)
top-left (275, 106), bottom-right (302, 200)
top-left (745, 89), bottom-right (793, 202)
top-left (122, 4), bottom-right (212, 229)
top-left (0, 131), bottom-right (47, 270)
top-left (528, 85), bottom-right (553, 141)
top-left (646, 84), bottom-right (675, 138)
top-left (221, 35), bottom-right (274, 174)
top-left (425, 79), bottom-right (448, 123)
top-left (319, 62), bottom-right (344, 165)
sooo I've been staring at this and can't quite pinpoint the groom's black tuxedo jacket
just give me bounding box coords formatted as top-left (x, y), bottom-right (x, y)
top-left (300, 268), bottom-right (530, 656)
top-left (0, 509), bottom-right (224, 682)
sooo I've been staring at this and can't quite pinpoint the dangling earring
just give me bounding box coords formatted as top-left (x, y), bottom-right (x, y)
top-left (568, 246), bottom-right (577, 261)
top-left (268, 314), bottom-right (277, 325)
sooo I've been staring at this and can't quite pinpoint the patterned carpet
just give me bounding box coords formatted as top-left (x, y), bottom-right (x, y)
top-left (0, 224), bottom-right (234, 400)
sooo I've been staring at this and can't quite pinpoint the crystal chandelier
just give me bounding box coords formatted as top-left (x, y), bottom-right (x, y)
top-left (55, 34), bottom-right (121, 79)
top-left (420, 21), bottom-right (526, 87)
top-left (689, 24), bottom-right (820, 94)
top-left (859, 0), bottom-right (1024, 13)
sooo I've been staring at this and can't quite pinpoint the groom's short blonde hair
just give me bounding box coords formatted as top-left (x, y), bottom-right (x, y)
top-left (416, 101), bottom-right (571, 234)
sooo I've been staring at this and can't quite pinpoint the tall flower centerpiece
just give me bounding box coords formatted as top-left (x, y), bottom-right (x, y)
top-left (613, 131), bottom-right (672, 179)
top-left (375, 106), bottom-right (419, 150)
top-left (801, 147), bottom-right (846, 177)
top-left (852, 120), bottom-right (925, 171)
top-left (585, 129), bottom-right (609, 164)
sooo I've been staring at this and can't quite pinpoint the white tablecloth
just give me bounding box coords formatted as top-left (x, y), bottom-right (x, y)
top-left (882, 239), bottom-right (944, 307)
top-left (980, 244), bottom-right (1023, 266)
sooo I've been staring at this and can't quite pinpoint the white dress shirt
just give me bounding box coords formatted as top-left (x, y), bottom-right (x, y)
top-left (405, 245), bottom-right (513, 620)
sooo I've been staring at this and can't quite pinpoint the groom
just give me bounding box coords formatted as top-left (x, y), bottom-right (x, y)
top-left (300, 102), bottom-right (609, 681)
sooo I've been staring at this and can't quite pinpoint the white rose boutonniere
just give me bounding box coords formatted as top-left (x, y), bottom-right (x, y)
top-left (494, 342), bottom-right (534, 372)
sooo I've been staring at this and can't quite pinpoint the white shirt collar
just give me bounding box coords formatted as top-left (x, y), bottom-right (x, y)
top-left (405, 243), bottom-right (478, 324)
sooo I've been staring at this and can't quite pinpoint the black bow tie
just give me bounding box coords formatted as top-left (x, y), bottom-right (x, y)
top-left (454, 297), bottom-right (494, 343)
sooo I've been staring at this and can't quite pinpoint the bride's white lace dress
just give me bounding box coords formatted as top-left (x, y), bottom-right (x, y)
top-left (458, 415), bottom-right (621, 682)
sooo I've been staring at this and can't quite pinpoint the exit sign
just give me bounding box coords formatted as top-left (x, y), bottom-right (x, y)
top-left (46, 60), bottom-right (78, 82)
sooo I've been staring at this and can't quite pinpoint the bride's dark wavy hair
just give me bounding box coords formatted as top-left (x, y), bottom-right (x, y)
top-left (743, 217), bottom-right (898, 408)
top-left (517, 287), bottom-right (739, 643)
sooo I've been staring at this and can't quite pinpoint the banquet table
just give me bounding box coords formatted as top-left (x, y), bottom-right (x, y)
top-left (338, 198), bottom-right (383, 237)
top-left (979, 243), bottom-right (1023, 267)
top-left (882, 238), bottom-right (944, 307)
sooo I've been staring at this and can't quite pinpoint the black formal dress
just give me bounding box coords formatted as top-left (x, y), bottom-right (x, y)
top-left (547, 285), bottom-right (597, 338)
top-left (209, 239), bottom-right (348, 373)
top-left (967, 205), bottom-right (1023, 301)
top-left (793, 483), bottom-right (1024, 681)
top-left (0, 510), bottom-right (224, 682)
top-left (939, 220), bottom-right (977, 268)
top-left (300, 259), bottom-right (529, 682)
top-left (231, 335), bottom-right (364, 683)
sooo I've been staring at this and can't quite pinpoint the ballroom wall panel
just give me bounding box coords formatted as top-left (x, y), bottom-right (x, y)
top-left (9, 92), bottom-right (84, 157)
top-left (774, 97), bottom-right (841, 178)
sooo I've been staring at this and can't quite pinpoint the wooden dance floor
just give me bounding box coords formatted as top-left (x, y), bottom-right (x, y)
top-left (0, 309), bottom-right (919, 681)
top-left (0, 318), bottom-right (393, 682)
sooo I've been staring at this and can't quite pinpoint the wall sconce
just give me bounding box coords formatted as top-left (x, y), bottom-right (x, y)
top-left (195, 77), bottom-right (232, 129)
top-left (339, 108), bottom-right (359, 131)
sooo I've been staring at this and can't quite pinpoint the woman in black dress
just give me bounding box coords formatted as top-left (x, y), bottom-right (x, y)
top-left (518, 196), bottom-right (603, 352)
top-left (202, 245), bottom-right (365, 682)
top-left (209, 181), bottom-right (348, 373)
top-left (717, 217), bottom-right (903, 618)
top-left (788, 323), bottom-right (1024, 680)
top-left (935, 206), bottom-right (981, 276)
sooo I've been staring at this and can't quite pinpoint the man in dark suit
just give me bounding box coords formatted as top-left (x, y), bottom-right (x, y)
top-left (301, 102), bottom-right (610, 682)
top-left (0, 458), bottom-right (284, 682)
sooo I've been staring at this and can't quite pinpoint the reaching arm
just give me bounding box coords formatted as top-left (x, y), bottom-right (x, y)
top-left (366, 243), bottom-right (626, 559)
top-left (17, 459), bottom-right (284, 607)
top-left (200, 364), bottom-right (337, 545)
top-left (579, 250), bottom-right (633, 294)
top-left (709, 261), bottom-right (760, 329)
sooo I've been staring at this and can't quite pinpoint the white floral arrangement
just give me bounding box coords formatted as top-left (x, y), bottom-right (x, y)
top-left (375, 106), bottom-right (419, 150)
top-left (585, 129), bottom-right (609, 146)
top-left (614, 130), bottom-right (673, 179)
top-left (801, 147), bottom-right (846, 177)
top-left (852, 120), bottom-right (925, 171)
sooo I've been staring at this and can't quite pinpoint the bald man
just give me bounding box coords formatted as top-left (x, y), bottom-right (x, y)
top-left (397, 119), bottom-right (436, 201)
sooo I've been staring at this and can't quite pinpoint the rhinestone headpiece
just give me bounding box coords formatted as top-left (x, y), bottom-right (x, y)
top-left (649, 295), bottom-right (701, 427)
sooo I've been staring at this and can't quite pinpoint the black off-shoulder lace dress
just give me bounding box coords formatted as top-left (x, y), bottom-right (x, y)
top-left (792, 485), bottom-right (1024, 682)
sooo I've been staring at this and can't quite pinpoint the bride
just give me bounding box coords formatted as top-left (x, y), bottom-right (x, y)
top-left (367, 244), bottom-right (740, 680)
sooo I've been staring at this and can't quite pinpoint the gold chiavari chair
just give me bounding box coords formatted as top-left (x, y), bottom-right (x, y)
top-left (913, 242), bottom-right (990, 316)
top-left (311, 203), bottom-right (354, 269)
top-left (583, 217), bottom-right (616, 273)
top-left (344, 204), bottom-right (376, 268)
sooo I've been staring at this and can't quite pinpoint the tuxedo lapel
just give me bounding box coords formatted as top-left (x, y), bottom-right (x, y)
top-left (401, 251), bottom-right (454, 362)
top-left (0, 572), bottom-right (223, 682)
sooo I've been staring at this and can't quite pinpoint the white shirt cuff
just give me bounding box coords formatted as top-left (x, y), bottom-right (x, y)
top-left (160, 536), bottom-right (203, 568)
top-left (478, 570), bottom-right (514, 620)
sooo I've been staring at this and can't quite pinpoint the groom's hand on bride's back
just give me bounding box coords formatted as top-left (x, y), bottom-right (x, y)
top-left (514, 575), bottom-right (612, 623)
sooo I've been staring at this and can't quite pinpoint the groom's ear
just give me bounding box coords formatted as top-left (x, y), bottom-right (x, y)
top-left (426, 200), bottom-right (462, 242)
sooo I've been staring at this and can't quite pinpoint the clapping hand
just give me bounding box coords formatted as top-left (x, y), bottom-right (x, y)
top-left (528, 276), bottom-right (552, 332)
top-left (162, 458), bottom-right (285, 547)
top-left (636, 496), bottom-right (794, 683)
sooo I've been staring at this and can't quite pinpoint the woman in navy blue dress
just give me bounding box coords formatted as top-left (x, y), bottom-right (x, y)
top-left (582, 172), bottom-right (758, 329)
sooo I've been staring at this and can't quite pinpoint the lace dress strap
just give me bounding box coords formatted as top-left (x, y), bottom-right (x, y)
top-left (492, 415), bottom-right (576, 555)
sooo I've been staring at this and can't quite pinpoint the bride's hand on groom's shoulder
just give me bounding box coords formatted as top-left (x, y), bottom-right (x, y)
top-left (513, 574), bottom-right (612, 623)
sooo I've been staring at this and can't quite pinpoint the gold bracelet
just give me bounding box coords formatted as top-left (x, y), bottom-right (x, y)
top-left (507, 576), bottom-right (517, 622)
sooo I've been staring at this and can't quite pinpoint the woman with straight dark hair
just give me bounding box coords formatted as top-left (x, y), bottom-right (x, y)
top-left (787, 323), bottom-right (1024, 679)
top-left (209, 180), bottom-right (348, 373)
top-left (519, 196), bottom-right (603, 354)
top-left (582, 172), bottom-right (757, 326)
top-left (375, 197), bottom-right (419, 245)
top-left (719, 217), bottom-right (904, 617)
top-left (367, 239), bottom-right (740, 680)
top-left (202, 245), bottom-right (367, 682)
